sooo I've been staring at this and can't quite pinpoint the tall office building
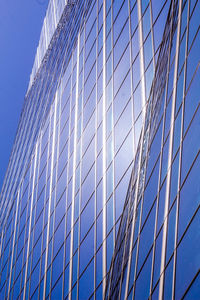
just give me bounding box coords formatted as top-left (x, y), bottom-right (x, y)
top-left (0, 0), bottom-right (199, 299)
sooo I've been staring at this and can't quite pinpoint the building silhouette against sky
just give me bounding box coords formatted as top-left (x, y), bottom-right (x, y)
top-left (0, 0), bottom-right (199, 299)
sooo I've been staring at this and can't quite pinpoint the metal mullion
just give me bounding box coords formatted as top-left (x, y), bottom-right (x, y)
top-left (27, 137), bottom-right (42, 299)
top-left (42, 96), bottom-right (58, 300)
top-left (128, 0), bottom-right (137, 157)
top-left (111, 0), bottom-right (116, 252)
top-left (149, 0), bottom-right (156, 71)
top-left (102, 0), bottom-right (107, 296)
top-left (94, 1), bottom-right (99, 297)
top-left (68, 31), bottom-right (81, 299)
top-left (137, 0), bottom-right (147, 121)
top-left (49, 86), bottom-right (62, 300)
top-left (159, 0), bottom-right (183, 299)
top-left (149, 22), bottom-right (173, 297)
top-left (74, 33), bottom-right (81, 300)
top-left (172, 0), bottom-right (190, 298)
top-left (62, 60), bottom-right (74, 300)
top-left (22, 142), bottom-right (39, 300)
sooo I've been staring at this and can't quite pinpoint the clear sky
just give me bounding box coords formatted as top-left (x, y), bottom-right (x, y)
top-left (0, 0), bottom-right (49, 190)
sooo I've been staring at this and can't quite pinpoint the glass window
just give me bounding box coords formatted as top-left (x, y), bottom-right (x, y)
top-left (182, 106), bottom-right (200, 182)
top-left (114, 100), bottom-right (132, 153)
top-left (184, 66), bottom-right (200, 133)
top-left (81, 138), bottom-right (95, 181)
top-left (170, 153), bottom-right (179, 206)
top-left (134, 250), bottom-right (152, 300)
top-left (153, 229), bottom-right (163, 288)
top-left (79, 227), bottom-right (94, 274)
top-left (83, 88), bottom-right (96, 129)
top-left (114, 21), bottom-right (129, 69)
top-left (85, 21), bottom-right (97, 60)
top-left (51, 275), bottom-right (62, 300)
top-left (114, 46), bottom-right (130, 95)
top-left (113, 1), bottom-right (129, 44)
top-left (53, 217), bottom-right (65, 256)
top-left (137, 202), bottom-right (156, 272)
top-left (80, 195), bottom-right (94, 241)
top-left (164, 257), bottom-right (173, 300)
top-left (142, 7), bottom-right (151, 40)
top-left (175, 208), bottom-right (200, 299)
top-left (96, 246), bottom-right (103, 286)
top-left (106, 195), bottom-right (114, 233)
top-left (166, 203), bottom-right (176, 263)
top-left (79, 259), bottom-right (94, 299)
top-left (157, 179), bottom-right (166, 233)
top-left (107, 230), bottom-right (114, 272)
top-left (183, 271), bottom-right (200, 300)
top-left (142, 159), bottom-right (159, 226)
top-left (114, 71), bottom-right (132, 124)
top-left (51, 245), bottom-right (64, 288)
top-left (114, 130), bottom-right (133, 187)
top-left (96, 212), bottom-right (103, 249)
top-left (179, 153), bottom-right (200, 240)
top-left (144, 33), bottom-right (153, 70)
top-left (115, 165), bottom-right (132, 221)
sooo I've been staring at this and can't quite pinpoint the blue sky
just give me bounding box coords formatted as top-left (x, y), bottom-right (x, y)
top-left (0, 0), bottom-right (49, 190)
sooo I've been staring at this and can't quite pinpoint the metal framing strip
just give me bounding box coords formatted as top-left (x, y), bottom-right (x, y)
top-left (137, 0), bottom-right (147, 120)
top-left (22, 143), bottom-right (39, 300)
top-left (172, 0), bottom-right (190, 298)
top-left (43, 93), bottom-right (58, 300)
top-left (68, 32), bottom-right (80, 300)
top-left (158, 0), bottom-right (182, 299)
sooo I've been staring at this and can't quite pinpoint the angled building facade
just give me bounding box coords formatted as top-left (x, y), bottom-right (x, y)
top-left (106, 0), bottom-right (200, 299)
top-left (0, 0), bottom-right (199, 299)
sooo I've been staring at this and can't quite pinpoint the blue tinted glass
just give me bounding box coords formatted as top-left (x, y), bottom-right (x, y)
top-left (135, 250), bottom-right (152, 300)
top-left (164, 257), bottom-right (173, 300)
top-left (79, 259), bottom-right (94, 299)
top-left (175, 208), bottom-right (200, 299)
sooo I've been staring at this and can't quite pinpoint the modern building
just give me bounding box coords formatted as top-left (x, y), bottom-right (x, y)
top-left (0, 0), bottom-right (199, 299)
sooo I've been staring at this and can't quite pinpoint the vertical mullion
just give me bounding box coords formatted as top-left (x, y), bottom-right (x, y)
top-left (149, 0), bottom-right (156, 71)
top-left (149, 22), bottom-right (174, 297)
top-left (42, 94), bottom-right (58, 300)
top-left (172, 0), bottom-right (190, 299)
top-left (62, 58), bottom-right (74, 300)
top-left (158, 1), bottom-right (183, 299)
top-left (27, 135), bottom-right (42, 300)
top-left (137, 0), bottom-right (147, 120)
top-left (22, 143), bottom-right (39, 300)
top-left (94, 1), bottom-right (99, 298)
top-left (49, 89), bottom-right (62, 299)
top-left (128, 0), bottom-right (137, 155)
top-left (102, 0), bottom-right (107, 297)
top-left (38, 119), bottom-right (52, 299)
top-left (68, 32), bottom-right (80, 300)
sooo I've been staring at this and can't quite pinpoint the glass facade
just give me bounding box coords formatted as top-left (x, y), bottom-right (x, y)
top-left (0, 0), bottom-right (199, 299)
top-left (106, 0), bottom-right (200, 299)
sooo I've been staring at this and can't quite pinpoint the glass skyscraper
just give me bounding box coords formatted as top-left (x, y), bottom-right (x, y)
top-left (0, 0), bottom-right (199, 299)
